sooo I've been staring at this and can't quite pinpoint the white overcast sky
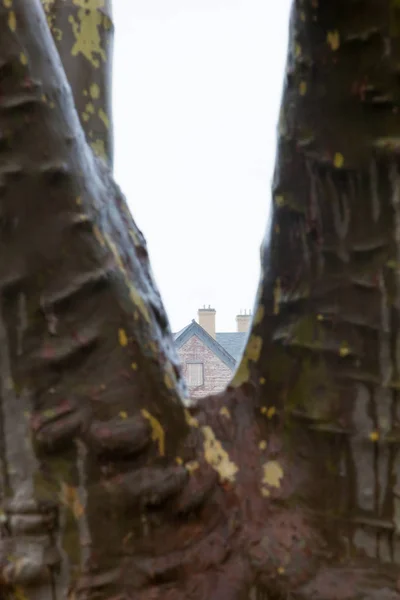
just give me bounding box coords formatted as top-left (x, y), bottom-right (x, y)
top-left (112, 0), bottom-right (292, 332)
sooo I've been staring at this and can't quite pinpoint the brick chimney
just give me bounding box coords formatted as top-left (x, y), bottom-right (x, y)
top-left (236, 309), bottom-right (252, 333)
top-left (198, 305), bottom-right (216, 338)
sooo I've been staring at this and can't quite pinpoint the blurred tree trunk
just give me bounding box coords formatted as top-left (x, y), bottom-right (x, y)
top-left (1, 0), bottom-right (400, 599)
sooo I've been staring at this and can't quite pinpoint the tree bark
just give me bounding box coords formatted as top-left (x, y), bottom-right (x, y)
top-left (2, 0), bottom-right (400, 599)
top-left (241, 0), bottom-right (400, 595)
top-left (0, 1), bottom-right (188, 598)
top-left (41, 0), bottom-right (114, 167)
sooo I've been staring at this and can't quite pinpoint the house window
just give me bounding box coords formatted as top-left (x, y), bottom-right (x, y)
top-left (187, 362), bottom-right (204, 387)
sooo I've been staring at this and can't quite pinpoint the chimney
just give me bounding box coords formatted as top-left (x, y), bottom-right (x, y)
top-left (198, 305), bottom-right (216, 338)
top-left (236, 309), bottom-right (252, 333)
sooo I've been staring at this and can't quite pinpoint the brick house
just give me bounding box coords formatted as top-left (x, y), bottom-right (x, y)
top-left (174, 307), bottom-right (251, 399)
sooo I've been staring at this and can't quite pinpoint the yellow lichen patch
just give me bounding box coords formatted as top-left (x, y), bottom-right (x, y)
top-left (131, 362), bottom-right (138, 371)
top-left (141, 409), bottom-right (165, 456)
top-left (128, 284), bottom-right (151, 324)
top-left (317, 314), bottom-right (324, 321)
top-left (232, 334), bottom-right (263, 387)
top-left (60, 483), bottom-right (84, 519)
top-left (53, 27), bottom-right (63, 41)
top-left (76, 195), bottom-right (82, 205)
top-left (246, 335), bottom-right (263, 361)
top-left (75, 214), bottom-right (88, 224)
top-left (105, 236), bottom-right (125, 271)
top-left (369, 431), bottom-right (379, 442)
top-left (253, 305), bottom-right (265, 326)
top-left (148, 340), bottom-right (158, 355)
top-left (69, 0), bottom-right (107, 68)
top-left (103, 234), bottom-right (151, 324)
top-left (93, 224), bottom-right (106, 247)
top-left (299, 81), bottom-right (307, 96)
top-left (259, 377), bottom-right (266, 385)
top-left (219, 406), bottom-right (231, 419)
top-left (3, 0), bottom-right (13, 7)
top-left (327, 30), bottom-right (340, 51)
top-left (275, 194), bottom-right (285, 207)
top-left (164, 371), bottom-right (174, 391)
top-left (82, 102), bottom-right (96, 122)
top-left (334, 152), bottom-right (344, 168)
top-left (103, 13), bottom-right (112, 30)
top-left (90, 138), bottom-right (107, 160)
top-left (202, 426), bottom-right (238, 483)
top-left (339, 341), bottom-right (350, 357)
top-left (277, 566), bottom-right (285, 575)
top-left (259, 440), bottom-right (267, 450)
top-left (185, 409), bottom-right (199, 428)
top-left (129, 228), bottom-right (141, 246)
top-left (118, 328), bottom-right (128, 347)
top-left (261, 460), bottom-right (284, 495)
top-left (41, 0), bottom-right (55, 12)
top-left (8, 10), bottom-right (16, 31)
top-left (185, 460), bottom-right (200, 474)
top-left (19, 52), bottom-right (27, 65)
top-left (295, 43), bottom-right (302, 59)
top-left (90, 83), bottom-right (100, 99)
top-left (261, 487), bottom-right (270, 497)
top-left (43, 0), bottom-right (62, 40)
top-left (119, 411), bottom-right (128, 420)
top-left (273, 278), bottom-right (282, 315)
top-left (261, 405), bottom-right (277, 419)
top-left (98, 108), bottom-right (110, 129)
top-left (129, 284), bottom-right (150, 323)
top-left (147, 340), bottom-right (160, 356)
top-left (300, 10), bottom-right (306, 21)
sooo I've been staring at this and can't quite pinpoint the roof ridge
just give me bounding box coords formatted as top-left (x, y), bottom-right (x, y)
top-left (174, 321), bottom-right (237, 369)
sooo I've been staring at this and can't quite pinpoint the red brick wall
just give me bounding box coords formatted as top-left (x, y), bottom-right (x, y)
top-left (177, 334), bottom-right (234, 399)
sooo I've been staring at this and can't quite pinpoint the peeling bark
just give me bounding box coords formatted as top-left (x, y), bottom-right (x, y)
top-left (41, 0), bottom-right (114, 167)
top-left (2, 0), bottom-right (400, 599)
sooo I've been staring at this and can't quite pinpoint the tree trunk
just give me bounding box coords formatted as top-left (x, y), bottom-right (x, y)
top-left (41, 0), bottom-right (114, 167)
top-left (1, 0), bottom-right (400, 599)
top-left (0, 1), bottom-right (188, 598)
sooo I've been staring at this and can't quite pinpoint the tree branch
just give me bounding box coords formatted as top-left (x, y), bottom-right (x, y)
top-left (41, 0), bottom-right (114, 167)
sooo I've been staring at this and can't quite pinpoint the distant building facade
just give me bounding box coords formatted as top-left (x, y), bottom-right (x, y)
top-left (174, 307), bottom-right (251, 399)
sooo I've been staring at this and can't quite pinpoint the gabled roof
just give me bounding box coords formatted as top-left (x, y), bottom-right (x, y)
top-left (174, 321), bottom-right (237, 370)
top-left (173, 322), bottom-right (192, 340)
top-left (216, 332), bottom-right (247, 362)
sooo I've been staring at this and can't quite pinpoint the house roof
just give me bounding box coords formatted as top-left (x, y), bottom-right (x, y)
top-left (216, 332), bottom-right (247, 362)
top-left (174, 321), bottom-right (237, 370)
top-left (173, 322), bottom-right (192, 340)
top-left (174, 321), bottom-right (248, 368)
